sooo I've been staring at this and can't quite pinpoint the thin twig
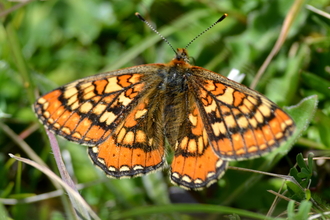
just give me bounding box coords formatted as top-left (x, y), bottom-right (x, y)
top-left (250, 0), bottom-right (306, 89)
top-left (0, 0), bottom-right (34, 17)
top-left (228, 166), bottom-right (302, 188)
top-left (306, 5), bottom-right (330, 19)
top-left (9, 154), bottom-right (100, 220)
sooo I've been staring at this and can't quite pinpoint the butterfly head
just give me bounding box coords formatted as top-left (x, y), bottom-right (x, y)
top-left (174, 48), bottom-right (190, 64)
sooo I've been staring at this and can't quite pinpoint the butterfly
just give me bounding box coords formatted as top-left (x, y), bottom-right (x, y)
top-left (34, 13), bottom-right (295, 190)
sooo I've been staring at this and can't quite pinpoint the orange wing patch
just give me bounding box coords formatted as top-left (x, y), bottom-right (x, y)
top-left (170, 104), bottom-right (228, 190)
top-left (89, 100), bottom-right (165, 178)
top-left (191, 76), bottom-right (295, 160)
top-left (34, 74), bottom-right (146, 145)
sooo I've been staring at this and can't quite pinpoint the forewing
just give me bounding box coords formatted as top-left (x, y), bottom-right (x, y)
top-left (34, 65), bottom-right (160, 146)
top-left (189, 67), bottom-right (295, 160)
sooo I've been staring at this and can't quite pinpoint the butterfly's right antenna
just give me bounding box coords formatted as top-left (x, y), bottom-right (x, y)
top-left (185, 13), bottom-right (228, 49)
top-left (135, 12), bottom-right (177, 55)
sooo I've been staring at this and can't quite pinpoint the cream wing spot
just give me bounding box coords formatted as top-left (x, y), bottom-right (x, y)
top-left (104, 78), bottom-right (124, 93)
top-left (120, 166), bottom-right (130, 172)
top-left (243, 99), bottom-right (254, 111)
top-left (148, 138), bottom-right (154, 147)
top-left (224, 115), bottom-right (236, 128)
top-left (216, 159), bottom-right (223, 168)
top-left (83, 92), bottom-right (96, 100)
top-left (79, 82), bottom-right (93, 89)
top-left (100, 111), bottom-right (116, 125)
top-left (61, 127), bottom-right (71, 135)
top-left (175, 141), bottom-right (179, 150)
top-left (97, 158), bottom-right (105, 165)
top-left (258, 103), bottom-right (271, 117)
top-left (118, 93), bottom-right (132, 106)
top-left (248, 146), bottom-right (258, 153)
top-left (281, 122), bottom-right (287, 130)
top-left (188, 139), bottom-right (197, 153)
top-left (247, 96), bottom-right (258, 105)
top-left (92, 146), bottom-right (99, 153)
top-left (254, 111), bottom-right (264, 123)
top-left (72, 132), bottom-right (82, 139)
top-left (108, 166), bottom-right (116, 172)
top-left (42, 102), bottom-right (49, 110)
top-left (202, 129), bottom-right (208, 146)
top-left (236, 116), bottom-right (249, 129)
top-left (135, 130), bottom-right (146, 143)
top-left (67, 95), bottom-right (78, 106)
top-left (260, 144), bottom-right (267, 150)
top-left (123, 131), bottom-right (134, 145)
top-left (285, 118), bottom-right (294, 126)
top-left (217, 87), bottom-right (234, 105)
top-left (53, 123), bottom-right (60, 129)
top-left (135, 109), bottom-right (147, 119)
top-left (207, 172), bottom-right (215, 178)
top-left (189, 114), bottom-right (198, 126)
top-left (64, 86), bottom-right (78, 99)
top-left (180, 137), bottom-right (189, 150)
top-left (133, 165), bottom-right (144, 171)
top-left (239, 105), bottom-right (250, 114)
top-left (38, 97), bottom-right (46, 104)
top-left (92, 103), bottom-right (107, 115)
top-left (249, 118), bottom-right (258, 128)
top-left (116, 128), bottom-right (126, 143)
top-left (197, 137), bottom-right (204, 154)
top-left (211, 122), bottom-right (221, 136)
top-left (275, 132), bottom-right (283, 139)
top-left (43, 111), bottom-right (50, 118)
top-left (268, 139), bottom-right (276, 146)
top-left (172, 172), bottom-right (180, 179)
top-left (83, 84), bottom-right (95, 93)
top-left (203, 99), bottom-right (217, 113)
top-left (182, 175), bottom-right (192, 183)
top-left (71, 101), bottom-right (80, 110)
top-left (79, 102), bottom-right (93, 114)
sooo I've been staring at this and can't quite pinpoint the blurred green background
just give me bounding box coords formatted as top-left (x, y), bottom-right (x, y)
top-left (1, 0), bottom-right (330, 219)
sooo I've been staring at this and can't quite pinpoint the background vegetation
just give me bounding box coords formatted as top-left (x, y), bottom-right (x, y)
top-left (0, 0), bottom-right (329, 219)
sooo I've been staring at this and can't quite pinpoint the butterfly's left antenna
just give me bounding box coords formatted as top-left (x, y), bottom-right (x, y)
top-left (135, 12), bottom-right (177, 55)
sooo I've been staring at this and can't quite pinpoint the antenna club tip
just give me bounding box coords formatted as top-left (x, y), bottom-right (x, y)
top-left (216, 13), bottom-right (228, 23)
top-left (135, 12), bottom-right (145, 21)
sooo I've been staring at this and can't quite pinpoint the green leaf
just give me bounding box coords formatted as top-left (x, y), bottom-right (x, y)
top-left (296, 153), bottom-right (307, 170)
top-left (289, 167), bottom-right (301, 182)
top-left (305, 189), bottom-right (311, 201)
top-left (301, 72), bottom-right (330, 98)
top-left (287, 200), bottom-right (312, 220)
top-left (286, 181), bottom-right (305, 201)
top-left (0, 202), bottom-right (10, 220)
top-left (307, 153), bottom-right (314, 172)
top-left (295, 200), bottom-right (312, 219)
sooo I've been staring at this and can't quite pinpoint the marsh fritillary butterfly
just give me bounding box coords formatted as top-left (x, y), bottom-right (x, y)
top-left (34, 13), bottom-right (295, 190)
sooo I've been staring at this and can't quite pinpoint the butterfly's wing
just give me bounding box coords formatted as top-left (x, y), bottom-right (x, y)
top-left (34, 65), bottom-right (166, 177)
top-left (165, 86), bottom-right (228, 190)
top-left (89, 97), bottom-right (166, 178)
top-left (188, 67), bottom-right (295, 160)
